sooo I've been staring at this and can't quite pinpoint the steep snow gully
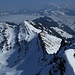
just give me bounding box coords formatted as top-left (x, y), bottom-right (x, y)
top-left (0, 16), bottom-right (75, 75)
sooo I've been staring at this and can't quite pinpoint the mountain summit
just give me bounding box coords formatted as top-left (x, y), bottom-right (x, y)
top-left (0, 16), bottom-right (75, 75)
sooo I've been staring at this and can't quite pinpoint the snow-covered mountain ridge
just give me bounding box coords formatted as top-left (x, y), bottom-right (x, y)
top-left (0, 16), bottom-right (75, 75)
top-left (36, 3), bottom-right (75, 16)
top-left (0, 4), bottom-right (75, 17)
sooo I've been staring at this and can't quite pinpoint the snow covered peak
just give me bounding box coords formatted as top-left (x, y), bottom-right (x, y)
top-left (0, 16), bottom-right (75, 75)
top-left (23, 20), bottom-right (41, 33)
top-left (18, 20), bottom-right (41, 42)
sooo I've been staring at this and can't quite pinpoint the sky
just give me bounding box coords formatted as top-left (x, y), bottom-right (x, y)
top-left (0, 0), bottom-right (75, 11)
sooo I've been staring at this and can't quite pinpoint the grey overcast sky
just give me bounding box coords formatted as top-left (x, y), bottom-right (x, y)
top-left (0, 0), bottom-right (75, 11)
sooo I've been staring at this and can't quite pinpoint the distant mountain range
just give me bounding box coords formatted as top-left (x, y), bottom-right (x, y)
top-left (0, 4), bottom-right (75, 16)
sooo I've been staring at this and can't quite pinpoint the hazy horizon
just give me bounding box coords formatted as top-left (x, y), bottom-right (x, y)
top-left (0, 0), bottom-right (75, 11)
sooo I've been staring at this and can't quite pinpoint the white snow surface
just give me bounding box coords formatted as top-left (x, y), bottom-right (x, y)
top-left (51, 27), bottom-right (73, 38)
top-left (18, 20), bottom-right (41, 42)
top-left (40, 32), bottom-right (62, 54)
top-left (65, 49), bottom-right (75, 74)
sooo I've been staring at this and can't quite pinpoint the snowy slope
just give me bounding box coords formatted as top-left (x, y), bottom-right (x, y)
top-left (64, 37), bottom-right (75, 75)
top-left (39, 32), bottom-right (62, 54)
top-left (18, 20), bottom-right (41, 42)
top-left (51, 27), bottom-right (73, 38)
top-left (0, 16), bottom-right (75, 75)
top-left (65, 49), bottom-right (75, 74)
top-left (0, 22), bottom-right (21, 75)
